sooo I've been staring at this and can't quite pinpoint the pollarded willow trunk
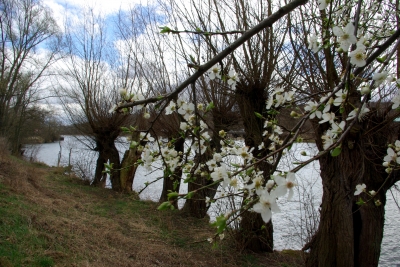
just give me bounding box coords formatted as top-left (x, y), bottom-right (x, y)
top-left (182, 119), bottom-right (224, 217)
top-left (91, 133), bottom-right (122, 191)
top-left (92, 141), bottom-right (106, 187)
top-left (235, 84), bottom-right (274, 252)
top-left (106, 141), bottom-right (122, 191)
top-left (120, 131), bottom-right (142, 193)
top-left (160, 136), bottom-right (184, 209)
top-left (305, 117), bottom-right (393, 267)
top-left (183, 150), bottom-right (220, 218)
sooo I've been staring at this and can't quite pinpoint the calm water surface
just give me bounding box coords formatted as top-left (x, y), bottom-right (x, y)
top-left (25, 136), bottom-right (400, 266)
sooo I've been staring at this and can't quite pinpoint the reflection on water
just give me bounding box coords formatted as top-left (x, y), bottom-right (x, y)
top-left (25, 136), bottom-right (400, 266)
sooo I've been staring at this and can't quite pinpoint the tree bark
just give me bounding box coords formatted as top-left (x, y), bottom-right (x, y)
top-left (160, 136), bottom-right (184, 209)
top-left (92, 142), bottom-right (106, 187)
top-left (91, 133), bottom-right (122, 191)
top-left (120, 131), bottom-right (141, 193)
top-left (235, 83), bottom-right (274, 253)
top-left (305, 116), bottom-right (394, 267)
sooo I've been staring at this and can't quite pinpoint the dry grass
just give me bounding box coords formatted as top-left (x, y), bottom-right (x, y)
top-left (0, 147), bottom-right (304, 267)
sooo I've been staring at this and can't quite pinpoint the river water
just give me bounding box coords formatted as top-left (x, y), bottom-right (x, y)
top-left (24, 136), bottom-right (400, 266)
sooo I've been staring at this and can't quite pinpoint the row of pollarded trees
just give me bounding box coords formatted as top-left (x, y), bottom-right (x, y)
top-left (111, 0), bottom-right (400, 267)
top-left (8, 0), bottom-right (400, 265)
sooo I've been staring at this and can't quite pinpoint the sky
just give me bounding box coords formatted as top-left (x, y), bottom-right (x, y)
top-left (42, 0), bottom-right (145, 25)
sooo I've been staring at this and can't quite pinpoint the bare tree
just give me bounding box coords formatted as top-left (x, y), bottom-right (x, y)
top-left (56, 8), bottom-right (133, 191)
top-left (0, 0), bottom-right (60, 154)
top-left (115, 3), bottom-right (195, 202)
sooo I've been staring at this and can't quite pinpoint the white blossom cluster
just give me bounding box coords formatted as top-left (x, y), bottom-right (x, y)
top-left (108, 0), bottom-right (400, 230)
top-left (382, 140), bottom-right (400, 174)
top-left (135, 94), bottom-right (300, 223)
top-left (208, 64), bottom-right (237, 89)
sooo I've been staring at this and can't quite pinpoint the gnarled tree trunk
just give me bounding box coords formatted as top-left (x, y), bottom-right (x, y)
top-left (235, 83), bottom-right (274, 252)
top-left (120, 131), bottom-right (142, 193)
top-left (305, 115), bottom-right (398, 267)
top-left (160, 136), bottom-right (184, 209)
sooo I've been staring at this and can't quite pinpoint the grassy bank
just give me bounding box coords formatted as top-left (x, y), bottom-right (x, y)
top-left (0, 153), bottom-right (303, 267)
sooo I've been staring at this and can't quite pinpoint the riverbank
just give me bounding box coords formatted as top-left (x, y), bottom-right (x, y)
top-left (0, 153), bottom-right (303, 267)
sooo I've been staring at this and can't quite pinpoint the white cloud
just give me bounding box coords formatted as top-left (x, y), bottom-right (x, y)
top-left (42, 0), bottom-right (148, 30)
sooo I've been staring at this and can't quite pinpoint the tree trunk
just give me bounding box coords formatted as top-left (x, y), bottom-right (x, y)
top-left (107, 141), bottom-right (121, 191)
top-left (91, 135), bottom-right (121, 191)
top-left (305, 156), bottom-right (387, 267)
top-left (120, 131), bottom-right (141, 193)
top-left (92, 143), bottom-right (106, 187)
top-left (235, 83), bottom-right (274, 253)
top-left (236, 210), bottom-right (274, 252)
top-left (182, 152), bottom-right (219, 218)
top-left (182, 117), bottom-right (226, 217)
top-left (305, 123), bottom-right (390, 267)
top-left (160, 136), bottom-right (184, 209)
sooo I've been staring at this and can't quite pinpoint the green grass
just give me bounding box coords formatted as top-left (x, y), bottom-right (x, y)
top-left (0, 155), bottom-right (304, 267)
top-left (0, 189), bottom-right (55, 267)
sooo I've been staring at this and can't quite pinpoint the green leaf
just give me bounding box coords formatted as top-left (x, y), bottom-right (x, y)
top-left (330, 147), bottom-right (342, 157)
top-left (193, 126), bottom-right (200, 135)
top-left (377, 56), bottom-right (387, 63)
top-left (183, 175), bottom-right (192, 183)
top-left (356, 198), bottom-right (365, 206)
top-left (245, 168), bottom-right (254, 176)
top-left (206, 102), bottom-right (215, 112)
top-left (254, 112), bottom-right (264, 119)
top-left (189, 55), bottom-right (197, 64)
top-left (185, 191), bottom-right (194, 199)
top-left (210, 215), bottom-right (227, 234)
top-left (159, 26), bottom-right (171, 34)
top-left (267, 109), bottom-right (279, 115)
top-left (158, 201), bottom-right (172, 210)
top-left (173, 180), bottom-right (179, 191)
top-left (167, 191), bottom-right (179, 201)
top-left (121, 126), bottom-right (131, 133)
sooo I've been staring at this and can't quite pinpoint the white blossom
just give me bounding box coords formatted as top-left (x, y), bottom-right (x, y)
top-left (308, 34), bottom-right (319, 53)
top-left (165, 101), bottom-right (176, 115)
top-left (273, 172), bottom-right (298, 200)
top-left (304, 100), bottom-right (322, 119)
top-left (333, 23), bottom-right (357, 52)
top-left (208, 64), bottom-right (221, 80)
top-left (319, 112), bottom-right (336, 124)
top-left (253, 189), bottom-right (280, 223)
top-left (178, 102), bottom-right (195, 120)
top-left (346, 103), bottom-right (370, 121)
top-left (372, 71), bottom-right (388, 87)
top-left (391, 93), bottom-right (400, 109)
top-left (331, 121), bottom-right (346, 138)
top-left (354, 183), bottom-right (366, 195)
top-left (109, 104), bottom-right (118, 114)
top-left (318, 0), bottom-right (330, 10)
top-left (349, 46), bottom-right (367, 67)
top-left (227, 70), bottom-right (238, 89)
top-left (333, 89), bottom-right (347, 106)
top-left (321, 129), bottom-right (334, 149)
